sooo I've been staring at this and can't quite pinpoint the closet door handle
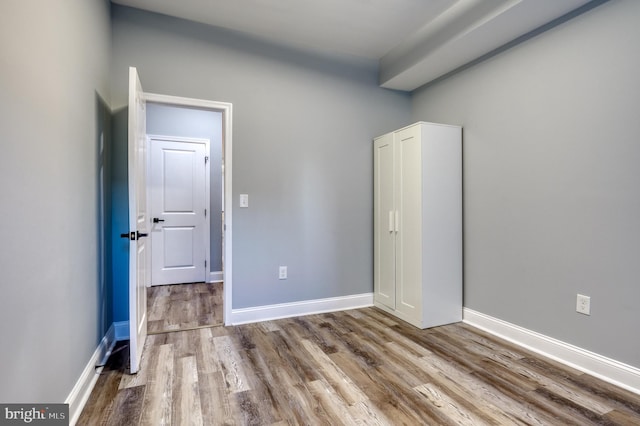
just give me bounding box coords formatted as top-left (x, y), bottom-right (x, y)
top-left (395, 210), bottom-right (400, 233)
top-left (388, 211), bottom-right (394, 233)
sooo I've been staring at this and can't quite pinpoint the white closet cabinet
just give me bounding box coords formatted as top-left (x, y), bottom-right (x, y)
top-left (373, 121), bottom-right (462, 329)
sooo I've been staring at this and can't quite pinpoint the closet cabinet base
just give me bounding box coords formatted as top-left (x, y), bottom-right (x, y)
top-left (374, 302), bottom-right (462, 330)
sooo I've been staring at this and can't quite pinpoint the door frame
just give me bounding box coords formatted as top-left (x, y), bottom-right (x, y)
top-left (144, 92), bottom-right (233, 325)
top-left (146, 134), bottom-right (211, 287)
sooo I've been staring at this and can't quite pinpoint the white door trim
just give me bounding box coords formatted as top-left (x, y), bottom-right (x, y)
top-left (147, 134), bottom-right (211, 287)
top-left (144, 92), bottom-right (233, 326)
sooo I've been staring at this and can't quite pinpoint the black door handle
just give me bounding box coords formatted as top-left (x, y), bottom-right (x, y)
top-left (153, 217), bottom-right (165, 223)
top-left (120, 231), bottom-right (148, 240)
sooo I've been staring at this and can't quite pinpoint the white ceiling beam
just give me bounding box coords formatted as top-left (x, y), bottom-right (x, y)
top-left (379, 0), bottom-right (599, 92)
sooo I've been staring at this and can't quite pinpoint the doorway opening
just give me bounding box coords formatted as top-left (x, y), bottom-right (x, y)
top-left (144, 92), bottom-right (233, 332)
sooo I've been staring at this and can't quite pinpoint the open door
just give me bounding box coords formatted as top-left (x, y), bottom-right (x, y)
top-left (127, 67), bottom-right (148, 374)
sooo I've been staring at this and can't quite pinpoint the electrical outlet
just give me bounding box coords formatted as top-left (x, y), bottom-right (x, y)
top-left (279, 266), bottom-right (287, 280)
top-left (576, 294), bottom-right (591, 315)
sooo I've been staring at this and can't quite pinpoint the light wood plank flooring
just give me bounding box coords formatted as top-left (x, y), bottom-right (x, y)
top-left (78, 308), bottom-right (640, 425)
top-left (147, 282), bottom-right (223, 334)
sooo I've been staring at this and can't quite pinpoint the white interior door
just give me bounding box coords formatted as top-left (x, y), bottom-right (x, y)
top-left (149, 137), bottom-right (208, 285)
top-left (128, 67), bottom-right (148, 374)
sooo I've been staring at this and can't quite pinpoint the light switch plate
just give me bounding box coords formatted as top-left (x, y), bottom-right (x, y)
top-left (279, 266), bottom-right (287, 280)
top-left (239, 194), bottom-right (249, 208)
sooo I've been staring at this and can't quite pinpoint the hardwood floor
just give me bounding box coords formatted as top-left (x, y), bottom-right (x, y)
top-left (147, 282), bottom-right (223, 334)
top-left (78, 308), bottom-right (640, 425)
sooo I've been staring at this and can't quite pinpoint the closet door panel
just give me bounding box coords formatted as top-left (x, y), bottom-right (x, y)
top-left (373, 134), bottom-right (396, 309)
top-left (395, 127), bottom-right (422, 319)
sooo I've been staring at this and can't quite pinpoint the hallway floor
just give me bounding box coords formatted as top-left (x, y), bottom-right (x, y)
top-left (147, 282), bottom-right (223, 334)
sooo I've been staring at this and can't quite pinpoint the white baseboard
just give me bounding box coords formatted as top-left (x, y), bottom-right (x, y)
top-left (231, 293), bottom-right (374, 325)
top-left (114, 321), bottom-right (130, 341)
top-left (463, 308), bottom-right (640, 395)
top-left (65, 324), bottom-right (117, 426)
top-left (209, 271), bottom-right (223, 283)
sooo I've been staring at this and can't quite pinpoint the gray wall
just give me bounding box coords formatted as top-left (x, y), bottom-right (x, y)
top-left (110, 5), bottom-right (412, 311)
top-left (0, 0), bottom-right (112, 401)
top-left (412, 1), bottom-right (640, 368)
top-left (146, 104), bottom-right (224, 274)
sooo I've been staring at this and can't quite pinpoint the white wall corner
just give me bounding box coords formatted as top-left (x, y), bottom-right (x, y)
top-left (463, 308), bottom-right (640, 396)
top-left (231, 293), bottom-right (374, 325)
top-left (65, 324), bottom-right (117, 426)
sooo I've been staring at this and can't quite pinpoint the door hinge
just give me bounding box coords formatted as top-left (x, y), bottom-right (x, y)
top-left (204, 260), bottom-right (207, 268)
top-left (205, 156), bottom-right (209, 163)
top-left (204, 208), bottom-right (207, 217)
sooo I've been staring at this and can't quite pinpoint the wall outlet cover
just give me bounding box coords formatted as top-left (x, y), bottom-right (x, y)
top-left (576, 294), bottom-right (591, 315)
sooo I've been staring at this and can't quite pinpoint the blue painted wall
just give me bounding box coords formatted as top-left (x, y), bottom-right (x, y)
top-left (97, 94), bottom-right (113, 336)
top-left (111, 108), bottom-right (130, 322)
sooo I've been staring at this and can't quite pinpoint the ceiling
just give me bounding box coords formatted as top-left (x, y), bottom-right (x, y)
top-left (111, 0), bottom-right (599, 91)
